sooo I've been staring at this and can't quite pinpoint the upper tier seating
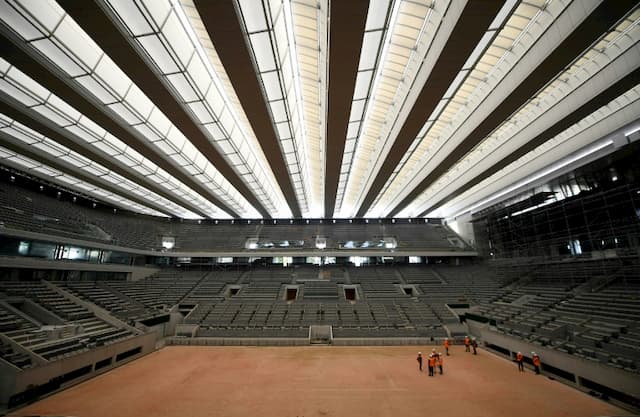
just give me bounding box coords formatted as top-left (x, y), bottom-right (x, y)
top-left (0, 183), bottom-right (469, 252)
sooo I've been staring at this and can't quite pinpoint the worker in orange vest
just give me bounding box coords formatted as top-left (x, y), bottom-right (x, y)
top-left (444, 338), bottom-right (450, 356)
top-left (428, 353), bottom-right (436, 377)
top-left (464, 336), bottom-right (470, 352)
top-left (437, 352), bottom-right (444, 375)
top-left (516, 351), bottom-right (524, 372)
top-left (532, 352), bottom-right (541, 374)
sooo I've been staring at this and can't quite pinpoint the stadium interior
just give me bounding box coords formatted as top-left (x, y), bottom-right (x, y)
top-left (0, 0), bottom-right (639, 414)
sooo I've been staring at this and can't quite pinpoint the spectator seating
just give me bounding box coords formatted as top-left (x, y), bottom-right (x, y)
top-left (0, 281), bottom-right (134, 363)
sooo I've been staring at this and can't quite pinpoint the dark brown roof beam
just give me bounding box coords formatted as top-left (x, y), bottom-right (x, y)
top-left (387, 0), bottom-right (638, 217)
top-left (193, 0), bottom-right (302, 218)
top-left (418, 67), bottom-right (640, 217)
top-left (324, 0), bottom-right (370, 218)
top-left (354, 0), bottom-right (507, 217)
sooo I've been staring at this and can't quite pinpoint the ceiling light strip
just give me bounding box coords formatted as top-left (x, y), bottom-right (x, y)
top-left (104, 0), bottom-right (273, 216)
top-left (171, 0), bottom-right (289, 216)
top-left (290, 0), bottom-right (328, 217)
top-left (334, 0), bottom-right (400, 216)
top-left (339, 0), bottom-right (446, 216)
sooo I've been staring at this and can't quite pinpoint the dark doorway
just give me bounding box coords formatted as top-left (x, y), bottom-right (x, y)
top-left (344, 288), bottom-right (356, 301)
top-left (286, 288), bottom-right (298, 301)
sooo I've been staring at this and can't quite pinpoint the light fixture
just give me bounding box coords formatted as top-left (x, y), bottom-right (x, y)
top-left (162, 236), bottom-right (176, 250)
top-left (245, 238), bottom-right (259, 250)
top-left (315, 237), bottom-right (327, 250)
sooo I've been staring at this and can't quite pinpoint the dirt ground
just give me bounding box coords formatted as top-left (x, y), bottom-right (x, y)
top-left (9, 345), bottom-right (631, 417)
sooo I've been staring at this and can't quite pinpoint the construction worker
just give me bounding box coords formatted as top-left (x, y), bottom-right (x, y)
top-left (472, 338), bottom-right (478, 355)
top-left (516, 351), bottom-right (525, 372)
top-left (532, 352), bottom-right (541, 375)
top-left (417, 352), bottom-right (423, 371)
top-left (464, 335), bottom-right (470, 352)
top-left (444, 338), bottom-right (450, 356)
top-left (437, 352), bottom-right (444, 375)
top-left (428, 353), bottom-right (436, 377)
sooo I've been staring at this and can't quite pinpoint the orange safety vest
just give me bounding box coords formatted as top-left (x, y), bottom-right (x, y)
top-left (444, 339), bottom-right (450, 348)
top-left (464, 337), bottom-right (470, 345)
top-left (438, 356), bottom-right (443, 366)
top-left (429, 356), bottom-right (436, 367)
top-left (533, 356), bottom-right (541, 366)
top-left (516, 353), bottom-right (523, 362)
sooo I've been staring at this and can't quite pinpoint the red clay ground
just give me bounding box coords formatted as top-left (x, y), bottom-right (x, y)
top-left (10, 345), bottom-right (631, 417)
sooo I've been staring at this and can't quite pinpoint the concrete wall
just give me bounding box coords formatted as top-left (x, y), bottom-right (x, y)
top-left (448, 213), bottom-right (476, 247)
top-left (333, 337), bottom-right (435, 346)
top-left (128, 266), bottom-right (161, 281)
top-left (165, 336), bottom-right (449, 347)
top-left (166, 312), bottom-right (183, 336)
top-left (1, 332), bottom-right (155, 407)
top-left (0, 358), bottom-right (18, 403)
top-left (167, 337), bottom-right (309, 346)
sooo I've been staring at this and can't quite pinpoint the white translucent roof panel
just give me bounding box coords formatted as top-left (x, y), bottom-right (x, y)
top-left (392, 8), bottom-right (640, 217)
top-left (0, 0), bottom-right (258, 218)
top-left (430, 85), bottom-right (640, 219)
top-left (0, 57), bottom-right (231, 219)
top-left (336, 0), bottom-right (444, 217)
top-left (103, 0), bottom-right (290, 217)
top-left (367, 0), bottom-right (575, 217)
top-left (234, 0), bottom-right (316, 216)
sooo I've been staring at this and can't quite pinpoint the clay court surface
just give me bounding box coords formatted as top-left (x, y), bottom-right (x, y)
top-left (10, 345), bottom-right (630, 417)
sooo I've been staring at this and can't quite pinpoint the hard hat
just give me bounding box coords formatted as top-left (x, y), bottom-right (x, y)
top-left (418, 352), bottom-right (421, 354)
